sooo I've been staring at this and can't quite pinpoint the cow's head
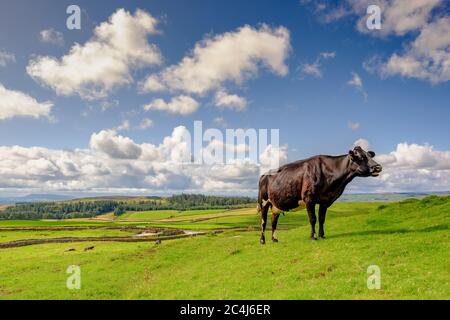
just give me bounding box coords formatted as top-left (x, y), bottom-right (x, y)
top-left (348, 146), bottom-right (382, 177)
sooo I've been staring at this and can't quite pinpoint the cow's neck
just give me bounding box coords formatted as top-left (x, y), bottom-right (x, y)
top-left (329, 155), bottom-right (357, 190)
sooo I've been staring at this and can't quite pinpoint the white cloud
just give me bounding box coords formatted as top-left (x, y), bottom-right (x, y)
top-left (0, 50), bottom-right (15, 67)
top-left (299, 51), bottom-right (335, 78)
top-left (305, 0), bottom-right (450, 84)
top-left (100, 100), bottom-right (119, 111)
top-left (303, 0), bottom-right (442, 36)
top-left (143, 95), bottom-right (199, 115)
top-left (214, 90), bottom-right (247, 111)
top-left (0, 83), bottom-right (53, 120)
top-left (259, 144), bottom-right (288, 174)
top-left (380, 16), bottom-right (450, 84)
top-left (352, 138), bottom-right (370, 151)
top-left (213, 117), bottom-right (227, 128)
top-left (347, 72), bottom-right (367, 101)
top-left (0, 126), bottom-right (285, 194)
top-left (348, 71), bottom-right (363, 88)
top-left (353, 0), bottom-right (443, 36)
top-left (140, 24), bottom-right (290, 95)
top-left (1, 131), bottom-right (449, 193)
top-left (39, 28), bottom-right (64, 46)
top-left (115, 120), bottom-right (130, 131)
top-left (377, 143), bottom-right (450, 170)
top-left (300, 62), bottom-right (322, 78)
top-left (139, 118), bottom-right (153, 129)
top-left (89, 130), bottom-right (142, 159)
top-left (348, 120), bottom-right (360, 130)
top-left (27, 9), bottom-right (162, 100)
top-left (351, 141), bottom-right (450, 193)
top-left (320, 52), bottom-right (336, 59)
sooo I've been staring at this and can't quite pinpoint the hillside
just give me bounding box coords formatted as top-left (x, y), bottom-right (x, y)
top-left (338, 192), bottom-right (450, 202)
top-left (0, 195), bottom-right (448, 299)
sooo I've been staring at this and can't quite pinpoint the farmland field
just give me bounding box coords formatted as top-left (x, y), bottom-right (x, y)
top-left (0, 196), bottom-right (449, 299)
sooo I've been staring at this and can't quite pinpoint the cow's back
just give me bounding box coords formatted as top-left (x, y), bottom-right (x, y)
top-left (266, 156), bottom-right (322, 211)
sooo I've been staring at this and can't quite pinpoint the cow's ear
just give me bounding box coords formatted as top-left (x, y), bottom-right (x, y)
top-left (368, 151), bottom-right (375, 158)
top-left (348, 150), bottom-right (355, 161)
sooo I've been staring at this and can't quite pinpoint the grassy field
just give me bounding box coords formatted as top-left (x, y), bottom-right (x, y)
top-left (0, 196), bottom-right (448, 299)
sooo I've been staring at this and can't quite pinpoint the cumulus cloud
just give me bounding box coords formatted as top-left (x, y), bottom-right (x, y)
top-left (1, 130), bottom-right (449, 193)
top-left (115, 119), bottom-right (130, 131)
top-left (352, 138), bottom-right (370, 151)
top-left (348, 120), bottom-right (360, 130)
top-left (377, 143), bottom-right (450, 170)
top-left (347, 72), bottom-right (367, 101)
top-left (0, 83), bottom-right (53, 120)
top-left (89, 130), bottom-right (142, 159)
top-left (143, 95), bottom-right (199, 115)
top-left (351, 141), bottom-right (450, 193)
top-left (39, 28), bottom-right (64, 46)
top-left (139, 118), bottom-right (154, 129)
top-left (302, 0), bottom-right (442, 35)
top-left (299, 51), bottom-right (335, 78)
top-left (27, 9), bottom-right (162, 100)
top-left (304, 0), bottom-right (450, 84)
top-left (358, 0), bottom-right (442, 36)
top-left (139, 24), bottom-right (290, 96)
top-left (214, 90), bottom-right (247, 111)
top-left (0, 126), bottom-right (287, 194)
top-left (259, 144), bottom-right (289, 174)
top-left (0, 50), bottom-right (15, 67)
top-left (213, 117), bottom-right (227, 128)
top-left (380, 16), bottom-right (450, 84)
top-left (100, 100), bottom-right (119, 111)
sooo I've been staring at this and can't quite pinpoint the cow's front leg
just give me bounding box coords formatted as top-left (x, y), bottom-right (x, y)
top-left (306, 202), bottom-right (317, 240)
top-left (271, 212), bottom-right (280, 242)
top-left (318, 204), bottom-right (327, 239)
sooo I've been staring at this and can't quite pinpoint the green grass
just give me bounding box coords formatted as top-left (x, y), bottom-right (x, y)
top-left (0, 229), bottom-right (138, 243)
top-left (0, 197), bottom-right (449, 299)
top-left (117, 209), bottom-right (227, 221)
top-left (0, 219), bottom-right (111, 227)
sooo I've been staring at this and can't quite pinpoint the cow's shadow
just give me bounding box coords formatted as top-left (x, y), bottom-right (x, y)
top-left (328, 224), bottom-right (448, 239)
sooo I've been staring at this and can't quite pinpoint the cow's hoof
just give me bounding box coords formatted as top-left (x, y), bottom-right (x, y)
top-left (319, 235), bottom-right (326, 240)
top-left (310, 236), bottom-right (317, 241)
top-left (272, 238), bottom-right (279, 243)
top-left (260, 238), bottom-right (266, 245)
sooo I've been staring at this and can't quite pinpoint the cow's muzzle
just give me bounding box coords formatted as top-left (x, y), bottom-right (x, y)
top-left (371, 165), bottom-right (382, 177)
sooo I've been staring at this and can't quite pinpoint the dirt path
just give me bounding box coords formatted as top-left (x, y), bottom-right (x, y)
top-left (0, 226), bottom-right (164, 232)
top-left (0, 231), bottom-right (207, 249)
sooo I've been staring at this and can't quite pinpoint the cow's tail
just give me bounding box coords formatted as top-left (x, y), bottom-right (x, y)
top-left (256, 174), bottom-right (267, 215)
top-left (257, 192), bottom-right (262, 214)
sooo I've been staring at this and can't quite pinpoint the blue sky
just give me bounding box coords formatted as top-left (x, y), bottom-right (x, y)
top-left (0, 0), bottom-right (449, 196)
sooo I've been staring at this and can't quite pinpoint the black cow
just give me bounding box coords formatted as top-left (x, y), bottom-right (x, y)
top-left (258, 146), bottom-right (382, 244)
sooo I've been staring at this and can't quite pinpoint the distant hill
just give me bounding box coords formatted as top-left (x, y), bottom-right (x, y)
top-left (338, 191), bottom-right (450, 202)
top-left (0, 194), bottom-right (75, 204)
top-left (1, 192), bottom-right (449, 205)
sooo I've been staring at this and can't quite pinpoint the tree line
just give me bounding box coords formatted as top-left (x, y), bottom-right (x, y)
top-left (0, 194), bottom-right (256, 220)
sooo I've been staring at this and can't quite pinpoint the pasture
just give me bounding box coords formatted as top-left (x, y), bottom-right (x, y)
top-left (0, 196), bottom-right (449, 299)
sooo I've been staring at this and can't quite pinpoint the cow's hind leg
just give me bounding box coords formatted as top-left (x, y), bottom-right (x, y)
top-left (260, 203), bottom-right (269, 244)
top-left (271, 212), bottom-right (280, 242)
top-left (306, 202), bottom-right (317, 240)
top-left (318, 205), bottom-right (328, 239)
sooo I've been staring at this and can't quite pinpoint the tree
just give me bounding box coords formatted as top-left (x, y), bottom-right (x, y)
top-left (113, 206), bottom-right (125, 216)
